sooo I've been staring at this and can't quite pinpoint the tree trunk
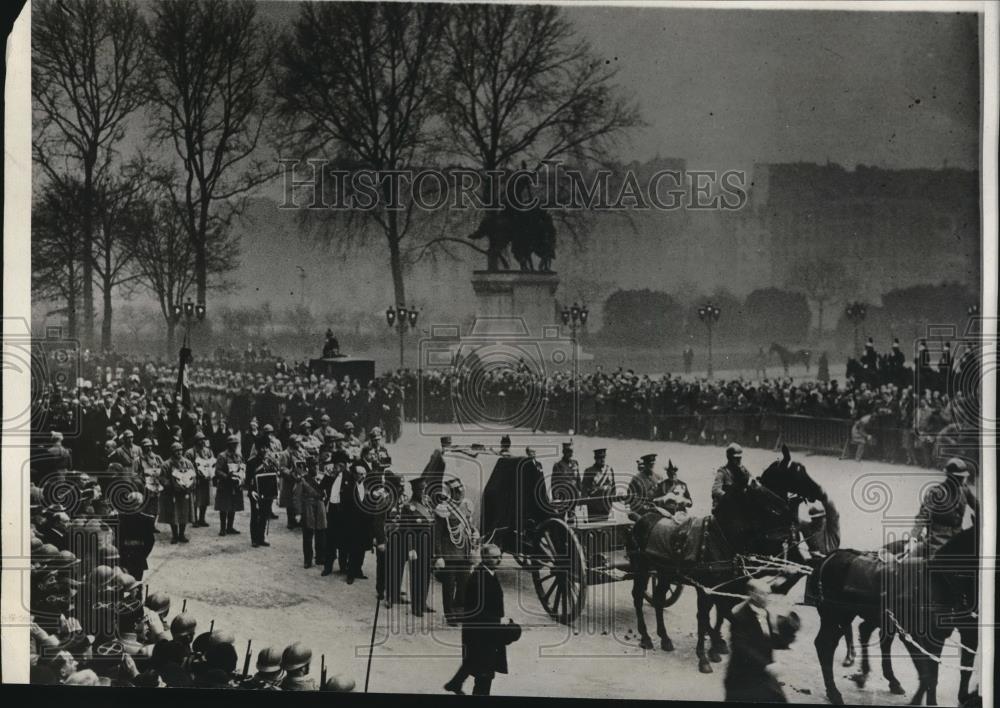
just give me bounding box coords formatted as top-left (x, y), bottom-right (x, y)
top-left (387, 209), bottom-right (406, 369)
top-left (101, 282), bottom-right (113, 352)
top-left (66, 265), bottom-right (78, 341)
top-left (82, 162), bottom-right (96, 350)
top-left (166, 319), bottom-right (177, 359)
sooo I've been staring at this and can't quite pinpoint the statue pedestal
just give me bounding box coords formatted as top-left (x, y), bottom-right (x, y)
top-left (470, 271), bottom-right (560, 337)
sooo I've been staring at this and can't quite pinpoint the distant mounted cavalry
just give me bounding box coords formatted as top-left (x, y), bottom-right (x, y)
top-left (769, 342), bottom-right (812, 375)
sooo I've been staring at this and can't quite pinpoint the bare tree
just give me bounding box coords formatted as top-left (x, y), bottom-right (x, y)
top-left (32, 178), bottom-right (88, 337)
top-left (145, 0), bottom-right (276, 306)
top-left (92, 160), bottom-right (154, 351)
top-left (125, 177), bottom-right (239, 355)
top-left (788, 258), bottom-right (858, 336)
top-left (32, 0), bottom-right (148, 349)
top-left (274, 1), bottom-right (447, 308)
top-left (432, 4), bottom-right (641, 250)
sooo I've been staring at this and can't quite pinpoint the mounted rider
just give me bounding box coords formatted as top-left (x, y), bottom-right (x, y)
top-left (910, 457), bottom-right (978, 557)
top-left (711, 443), bottom-right (752, 511)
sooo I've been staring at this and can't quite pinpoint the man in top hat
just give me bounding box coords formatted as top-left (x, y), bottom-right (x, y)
top-left (712, 443), bottom-right (752, 512)
top-left (321, 434), bottom-right (352, 575)
top-left (498, 435), bottom-right (512, 457)
top-left (160, 442), bottom-right (196, 544)
top-left (581, 448), bottom-right (616, 521)
top-left (628, 453), bottom-right (665, 515)
top-left (214, 434), bottom-right (246, 536)
top-left (656, 460), bottom-right (693, 518)
top-left (279, 642), bottom-right (316, 690)
top-left (551, 441), bottom-right (581, 515)
top-left (185, 432), bottom-right (215, 528)
top-left (888, 338), bottom-right (906, 371)
top-left (910, 457), bottom-right (978, 557)
top-left (421, 435), bottom-right (452, 503)
top-left (861, 337), bottom-right (878, 372)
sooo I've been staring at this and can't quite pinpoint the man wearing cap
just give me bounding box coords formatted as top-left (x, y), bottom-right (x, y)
top-left (239, 646), bottom-right (285, 690)
top-left (279, 642), bottom-right (316, 690)
top-left (628, 454), bottom-right (665, 515)
top-left (185, 432), bottom-right (216, 528)
top-left (581, 448), bottom-right (616, 521)
top-left (160, 442), bottom-right (196, 544)
top-left (278, 434), bottom-right (309, 530)
top-left (712, 443), bottom-right (752, 512)
top-left (246, 432), bottom-right (280, 548)
top-left (313, 414), bottom-right (337, 446)
top-left (214, 434), bottom-right (246, 536)
top-left (910, 458), bottom-right (979, 557)
top-left (551, 441), bottom-right (582, 515)
top-left (433, 480), bottom-right (477, 625)
top-left (342, 421), bottom-right (361, 457)
top-left (362, 427), bottom-right (391, 473)
top-left (112, 429), bottom-right (142, 471)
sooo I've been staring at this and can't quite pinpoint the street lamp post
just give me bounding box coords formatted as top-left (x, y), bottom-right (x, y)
top-left (386, 304), bottom-right (419, 369)
top-left (697, 302), bottom-right (721, 379)
top-left (171, 297), bottom-right (207, 346)
top-left (845, 301), bottom-right (868, 358)
top-left (561, 301), bottom-right (589, 429)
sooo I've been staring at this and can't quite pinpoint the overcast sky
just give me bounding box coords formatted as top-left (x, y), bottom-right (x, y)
top-left (258, 2), bottom-right (981, 172)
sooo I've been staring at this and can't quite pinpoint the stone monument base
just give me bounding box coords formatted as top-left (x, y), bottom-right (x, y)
top-left (470, 271), bottom-right (560, 338)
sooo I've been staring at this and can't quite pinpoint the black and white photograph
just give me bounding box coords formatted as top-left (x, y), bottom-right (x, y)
top-left (2, 0), bottom-right (996, 704)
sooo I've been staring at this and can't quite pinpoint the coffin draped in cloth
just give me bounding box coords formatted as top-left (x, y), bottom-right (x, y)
top-left (633, 511), bottom-right (713, 566)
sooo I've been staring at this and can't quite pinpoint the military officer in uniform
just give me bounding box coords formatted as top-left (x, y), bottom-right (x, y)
top-left (295, 457), bottom-right (328, 569)
top-left (712, 443), bottom-right (752, 512)
top-left (136, 439), bottom-right (165, 534)
top-left (238, 646), bottom-right (284, 690)
top-left (550, 441), bottom-right (581, 515)
top-left (910, 458), bottom-right (978, 557)
top-left (160, 442), bottom-right (196, 544)
top-left (117, 491), bottom-right (156, 581)
top-left (433, 479), bottom-right (477, 625)
top-left (361, 427), bottom-right (391, 473)
top-left (399, 477), bottom-right (436, 617)
top-left (581, 448), bottom-right (615, 521)
top-left (185, 432), bottom-right (215, 528)
top-left (627, 453), bottom-right (665, 515)
top-left (214, 434), bottom-right (246, 536)
top-left (279, 435), bottom-right (309, 530)
top-left (246, 436), bottom-right (279, 549)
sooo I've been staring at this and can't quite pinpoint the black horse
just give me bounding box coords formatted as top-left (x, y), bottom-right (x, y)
top-left (808, 526), bottom-right (979, 705)
top-left (630, 447), bottom-right (836, 672)
top-left (770, 342), bottom-right (812, 375)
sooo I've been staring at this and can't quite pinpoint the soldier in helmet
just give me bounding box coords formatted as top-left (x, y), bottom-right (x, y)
top-left (239, 646), bottom-right (285, 690)
top-left (214, 434), bottom-right (246, 537)
top-left (711, 443), bottom-right (752, 512)
top-left (279, 643), bottom-right (316, 691)
top-left (160, 442), bottom-right (196, 544)
top-left (910, 458), bottom-right (979, 557)
top-left (185, 432), bottom-right (216, 528)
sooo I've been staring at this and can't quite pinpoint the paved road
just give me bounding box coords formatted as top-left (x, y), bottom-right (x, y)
top-left (144, 424), bottom-right (971, 703)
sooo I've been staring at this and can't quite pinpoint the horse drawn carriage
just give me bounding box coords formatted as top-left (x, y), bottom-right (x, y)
top-left (477, 455), bottom-right (683, 624)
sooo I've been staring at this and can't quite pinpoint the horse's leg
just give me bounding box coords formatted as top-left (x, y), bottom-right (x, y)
top-left (695, 588), bottom-right (713, 673)
top-left (842, 619), bottom-right (856, 667)
top-left (816, 610), bottom-right (847, 705)
top-left (709, 597), bottom-right (733, 661)
top-left (957, 625), bottom-right (977, 703)
top-left (850, 619), bottom-right (872, 686)
top-left (903, 639), bottom-right (928, 706)
top-left (880, 626), bottom-right (905, 695)
top-left (631, 567), bottom-right (654, 649)
top-left (651, 578), bottom-right (674, 651)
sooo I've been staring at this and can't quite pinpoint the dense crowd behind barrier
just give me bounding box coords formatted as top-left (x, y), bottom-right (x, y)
top-left (32, 339), bottom-right (979, 471)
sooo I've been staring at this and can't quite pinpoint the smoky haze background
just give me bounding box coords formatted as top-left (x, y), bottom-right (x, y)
top-left (31, 3), bottom-right (982, 370)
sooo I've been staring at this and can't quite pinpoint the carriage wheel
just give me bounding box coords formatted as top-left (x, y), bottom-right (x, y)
top-left (531, 518), bottom-right (587, 624)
